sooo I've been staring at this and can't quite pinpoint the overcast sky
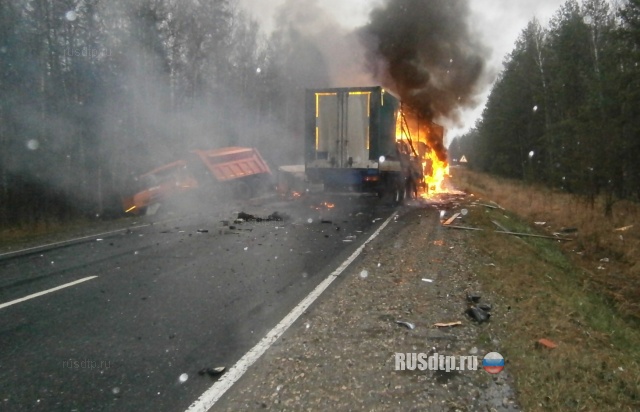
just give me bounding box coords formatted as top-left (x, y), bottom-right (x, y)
top-left (237, 0), bottom-right (567, 141)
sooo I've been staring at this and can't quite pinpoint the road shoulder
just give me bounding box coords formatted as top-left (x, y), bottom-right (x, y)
top-left (213, 207), bottom-right (519, 411)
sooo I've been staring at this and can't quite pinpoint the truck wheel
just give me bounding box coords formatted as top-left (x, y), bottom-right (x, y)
top-left (393, 186), bottom-right (404, 205)
top-left (405, 180), bottom-right (417, 200)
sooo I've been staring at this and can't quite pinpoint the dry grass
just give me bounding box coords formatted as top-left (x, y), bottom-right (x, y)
top-left (452, 167), bottom-right (640, 320)
top-left (449, 167), bottom-right (640, 411)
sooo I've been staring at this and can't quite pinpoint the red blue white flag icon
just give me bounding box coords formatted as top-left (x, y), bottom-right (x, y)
top-left (482, 352), bottom-right (504, 374)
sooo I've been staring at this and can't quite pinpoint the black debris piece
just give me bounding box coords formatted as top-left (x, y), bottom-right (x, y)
top-left (236, 211), bottom-right (289, 223)
top-left (198, 366), bottom-right (226, 377)
top-left (321, 220), bottom-right (333, 224)
top-left (466, 306), bottom-right (491, 323)
top-left (237, 212), bottom-right (256, 221)
top-left (268, 211), bottom-right (289, 221)
top-left (197, 229), bottom-right (209, 233)
top-left (466, 292), bottom-right (481, 303)
top-left (477, 303), bottom-right (492, 312)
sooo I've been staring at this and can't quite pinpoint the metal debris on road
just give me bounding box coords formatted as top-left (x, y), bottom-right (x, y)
top-left (199, 366), bottom-right (226, 377)
top-left (395, 321), bottom-right (415, 330)
top-left (236, 211), bottom-right (289, 223)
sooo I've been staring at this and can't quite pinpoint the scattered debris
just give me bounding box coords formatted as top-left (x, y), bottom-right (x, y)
top-left (614, 225), bottom-right (633, 232)
top-left (599, 258), bottom-right (610, 263)
top-left (421, 278), bottom-right (434, 283)
top-left (495, 230), bottom-right (572, 241)
top-left (472, 202), bottom-right (499, 209)
top-left (477, 303), bottom-right (492, 312)
top-left (466, 306), bottom-right (491, 323)
top-left (359, 270), bottom-right (368, 279)
top-left (197, 229), bottom-right (209, 233)
top-left (433, 321), bottom-right (462, 328)
top-left (444, 225), bottom-right (484, 231)
top-left (534, 222), bottom-right (547, 226)
top-left (466, 292), bottom-right (482, 303)
top-left (442, 213), bottom-right (461, 226)
top-left (536, 338), bottom-right (558, 349)
top-left (395, 321), bottom-right (415, 330)
top-left (179, 373), bottom-right (188, 383)
top-left (491, 220), bottom-right (509, 232)
top-left (235, 211), bottom-right (289, 223)
top-left (198, 366), bottom-right (226, 377)
top-left (321, 220), bottom-right (333, 224)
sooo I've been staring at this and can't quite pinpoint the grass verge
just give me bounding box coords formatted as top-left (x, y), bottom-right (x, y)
top-left (449, 168), bottom-right (640, 411)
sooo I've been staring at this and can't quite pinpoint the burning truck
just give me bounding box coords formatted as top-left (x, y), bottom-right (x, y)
top-left (304, 86), bottom-right (448, 202)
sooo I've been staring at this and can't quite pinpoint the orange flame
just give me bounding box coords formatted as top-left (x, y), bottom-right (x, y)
top-left (395, 109), bottom-right (450, 197)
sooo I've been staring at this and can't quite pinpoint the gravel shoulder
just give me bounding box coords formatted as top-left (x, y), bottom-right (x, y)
top-left (213, 205), bottom-right (520, 411)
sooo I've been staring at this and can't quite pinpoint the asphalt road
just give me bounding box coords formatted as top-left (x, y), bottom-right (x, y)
top-left (0, 194), bottom-right (399, 411)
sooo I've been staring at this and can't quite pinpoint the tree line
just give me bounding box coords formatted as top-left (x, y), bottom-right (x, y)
top-left (450, 0), bottom-right (640, 215)
top-left (0, 0), bottom-right (327, 227)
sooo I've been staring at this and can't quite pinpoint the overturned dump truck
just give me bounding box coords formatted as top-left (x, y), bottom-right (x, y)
top-left (123, 147), bottom-right (271, 214)
top-left (304, 86), bottom-right (444, 203)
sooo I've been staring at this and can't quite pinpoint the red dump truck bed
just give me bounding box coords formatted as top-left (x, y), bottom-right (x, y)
top-left (191, 147), bottom-right (271, 182)
top-left (123, 147), bottom-right (271, 214)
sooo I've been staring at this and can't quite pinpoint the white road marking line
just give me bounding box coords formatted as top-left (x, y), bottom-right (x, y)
top-left (0, 224), bottom-right (153, 259)
top-left (185, 211), bottom-right (398, 412)
top-left (0, 276), bottom-right (98, 310)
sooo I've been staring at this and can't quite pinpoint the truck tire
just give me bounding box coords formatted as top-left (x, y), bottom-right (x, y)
top-left (405, 179), bottom-right (417, 200)
top-left (394, 185), bottom-right (405, 205)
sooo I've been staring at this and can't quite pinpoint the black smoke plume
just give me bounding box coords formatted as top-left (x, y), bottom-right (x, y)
top-left (360, 0), bottom-right (489, 132)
